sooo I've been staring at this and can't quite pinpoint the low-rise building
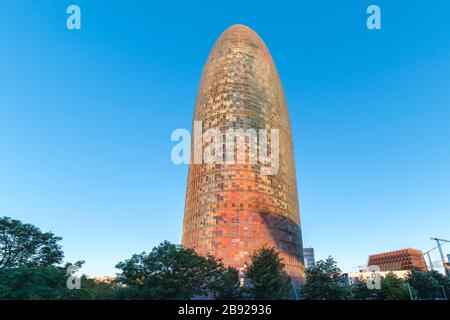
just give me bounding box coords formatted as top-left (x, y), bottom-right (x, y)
top-left (347, 270), bottom-right (410, 285)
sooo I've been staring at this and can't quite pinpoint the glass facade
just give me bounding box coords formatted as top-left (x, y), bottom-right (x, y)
top-left (182, 25), bottom-right (304, 282)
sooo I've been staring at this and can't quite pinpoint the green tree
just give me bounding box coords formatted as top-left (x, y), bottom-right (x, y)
top-left (300, 256), bottom-right (349, 300)
top-left (0, 216), bottom-right (64, 268)
top-left (244, 247), bottom-right (291, 300)
top-left (407, 270), bottom-right (450, 300)
top-left (0, 217), bottom-right (111, 300)
top-left (432, 271), bottom-right (450, 300)
top-left (0, 262), bottom-right (93, 300)
top-left (209, 266), bottom-right (241, 300)
top-left (115, 241), bottom-right (232, 299)
top-left (378, 272), bottom-right (411, 300)
top-left (0, 266), bottom-right (68, 299)
top-left (351, 278), bottom-right (376, 300)
top-left (80, 277), bottom-right (119, 300)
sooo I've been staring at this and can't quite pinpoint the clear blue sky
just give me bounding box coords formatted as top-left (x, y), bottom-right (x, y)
top-left (1, 1), bottom-right (449, 276)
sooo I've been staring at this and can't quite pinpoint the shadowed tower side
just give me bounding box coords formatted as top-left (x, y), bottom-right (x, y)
top-left (182, 24), bottom-right (304, 282)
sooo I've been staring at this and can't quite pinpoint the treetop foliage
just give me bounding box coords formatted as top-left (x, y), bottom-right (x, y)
top-left (0, 216), bottom-right (64, 268)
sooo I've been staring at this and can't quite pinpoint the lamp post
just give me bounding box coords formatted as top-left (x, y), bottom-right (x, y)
top-left (430, 237), bottom-right (450, 277)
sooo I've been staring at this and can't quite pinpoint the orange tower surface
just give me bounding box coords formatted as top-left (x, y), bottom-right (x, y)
top-left (182, 25), bottom-right (304, 281)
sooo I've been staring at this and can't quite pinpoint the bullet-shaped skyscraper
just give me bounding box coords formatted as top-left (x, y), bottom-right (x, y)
top-left (182, 25), bottom-right (304, 281)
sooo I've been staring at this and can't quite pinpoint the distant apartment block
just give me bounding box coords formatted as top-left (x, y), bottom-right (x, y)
top-left (303, 247), bottom-right (315, 269)
top-left (368, 248), bottom-right (427, 272)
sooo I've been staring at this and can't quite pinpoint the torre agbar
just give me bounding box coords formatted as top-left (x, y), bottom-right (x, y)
top-left (182, 25), bottom-right (304, 282)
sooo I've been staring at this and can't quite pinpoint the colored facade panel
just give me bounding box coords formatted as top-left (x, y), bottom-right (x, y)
top-left (182, 25), bottom-right (304, 281)
top-left (368, 248), bottom-right (428, 272)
